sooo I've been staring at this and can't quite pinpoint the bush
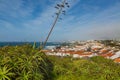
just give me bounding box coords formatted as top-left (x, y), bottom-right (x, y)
top-left (48, 56), bottom-right (120, 80)
top-left (0, 45), bottom-right (53, 80)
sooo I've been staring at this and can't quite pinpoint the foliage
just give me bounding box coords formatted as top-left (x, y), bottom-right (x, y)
top-left (101, 40), bottom-right (120, 49)
top-left (1, 45), bottom-right (120, 80)
top-left (0, 45), bottom-right (53, 80)
top-left (48, 56), bottom-right (120, 80)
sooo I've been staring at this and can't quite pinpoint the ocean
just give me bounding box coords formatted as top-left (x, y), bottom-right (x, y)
top-left (0, 42), bottom-right (62, 48)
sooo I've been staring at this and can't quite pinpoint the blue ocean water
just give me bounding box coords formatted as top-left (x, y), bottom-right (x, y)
top-left (0, 42), bottom-right (62, 48)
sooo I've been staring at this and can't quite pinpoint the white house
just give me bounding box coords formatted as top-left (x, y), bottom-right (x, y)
top-left (110, 51), bottom-right (120, 59)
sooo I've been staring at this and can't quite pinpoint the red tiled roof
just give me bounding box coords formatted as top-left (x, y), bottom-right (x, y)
top-left (65, 50), bottom-right (75, 54)
top-left (100, 49), bottom-right (109, 54)
top-left (114, 58), bottom-right (120, 63)
top-left (74, 50), bottom-right (84, 54)
top-left (79, 52), bottom-right (92, 55)
top-left (100, 52), bottom-right (114, 57)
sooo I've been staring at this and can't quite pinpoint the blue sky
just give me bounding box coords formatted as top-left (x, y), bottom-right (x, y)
top-left (0, 0), bottom-right (120, 42)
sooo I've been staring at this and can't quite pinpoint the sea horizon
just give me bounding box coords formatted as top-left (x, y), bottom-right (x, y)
top-left (0, 42), bottom-right (62, 47)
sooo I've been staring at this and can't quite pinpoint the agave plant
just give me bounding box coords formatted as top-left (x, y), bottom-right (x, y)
top-left (19, 57), bottom-right (33, 71)
top-left (0, 66), bottom-right (14, 80)
top-left (32, 70), bottom-right (44, 80)
top-left (16, 69), bottom-right (31, 80)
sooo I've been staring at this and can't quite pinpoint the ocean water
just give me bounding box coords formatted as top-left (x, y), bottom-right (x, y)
top-left (0, 42), bottom-right (62, 48)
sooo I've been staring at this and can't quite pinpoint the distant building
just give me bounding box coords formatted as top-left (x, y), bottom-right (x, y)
top-left (110, 51), bottom-right (120, 59)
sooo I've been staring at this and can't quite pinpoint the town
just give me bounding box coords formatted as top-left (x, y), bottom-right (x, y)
top-left (42, 40), bottom-right (120, 63)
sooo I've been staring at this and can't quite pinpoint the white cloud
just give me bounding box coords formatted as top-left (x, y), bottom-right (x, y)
top-left (0, 0), bottom-right (54, 41)
top-left (0, 0), bottom-right (120, 41)
top-left (49, 2), bottom-right (120, 41)
top-left (0, 0), bottom-right (26, 18)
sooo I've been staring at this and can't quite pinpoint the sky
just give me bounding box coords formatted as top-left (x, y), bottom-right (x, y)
top-left (0, 0), bottom-right (120, 42)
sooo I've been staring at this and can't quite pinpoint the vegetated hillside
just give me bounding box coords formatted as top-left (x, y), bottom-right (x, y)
top-left (0, 45), bottom-right (120, 80)
top-left (0, 45), bottom-right (53, 80)
top-left (48, 56), bottom-right (120, 80)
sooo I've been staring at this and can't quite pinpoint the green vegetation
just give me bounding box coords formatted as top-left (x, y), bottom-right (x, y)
top-left (0, 45), bottom-right (53, 80)
top-left (101, 40), bottom-right (120, 49)
top-left (0, 45), bottom-right (120, 80)
top-left (49, 56), bottom-right (120, 80)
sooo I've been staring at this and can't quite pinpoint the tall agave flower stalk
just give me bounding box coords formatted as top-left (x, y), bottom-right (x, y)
top-left (42, 0), bottom-right (70, 49)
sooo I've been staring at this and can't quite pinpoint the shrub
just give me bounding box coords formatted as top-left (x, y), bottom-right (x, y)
top-left (0, 45), bottom-right (53, 80)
